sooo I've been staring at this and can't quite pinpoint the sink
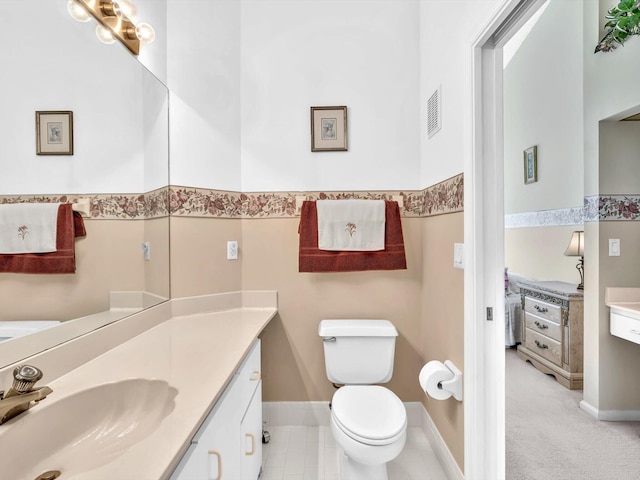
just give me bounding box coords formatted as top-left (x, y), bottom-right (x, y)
top-left (0, 378), bottom-right (177, 479)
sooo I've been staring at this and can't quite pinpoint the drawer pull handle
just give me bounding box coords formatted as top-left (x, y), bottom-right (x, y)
top-left (250, 370), bottom-right (261, 381)
top-left (208, 450), bottom-right (222, 480)
top-left (534, 321), bottom-right (548, 330)
top-left (534, 305), bottom-right (548, 313)
top-left (534, 340), bottom-right (549, 349)
top-left (631, 329), bottom-right (640, 336)
top-left (245, 433), bottom-right (255, 456)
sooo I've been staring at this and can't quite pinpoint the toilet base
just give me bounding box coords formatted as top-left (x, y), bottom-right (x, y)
top-left (339, 449), bottom-right (389, 480)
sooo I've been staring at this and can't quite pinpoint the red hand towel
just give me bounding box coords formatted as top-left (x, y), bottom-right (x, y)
top-left (299, 200), bottom-right (407, 273)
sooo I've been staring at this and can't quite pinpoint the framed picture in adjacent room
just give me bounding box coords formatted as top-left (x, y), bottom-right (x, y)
top-left (311, 106), bottom-right (347, 152)
top-left (523, 145), bottom-right (537, 184)
top-left (36, 110), bottom-right (74, 155)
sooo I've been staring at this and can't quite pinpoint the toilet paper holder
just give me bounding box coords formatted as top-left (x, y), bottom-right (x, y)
top-left (439, 360), bottom-right (463, 401)
top-left (420, 360), bottom-right (463, 402)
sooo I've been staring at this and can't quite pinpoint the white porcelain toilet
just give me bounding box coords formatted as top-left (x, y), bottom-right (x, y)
top-left (318, 319), bottom-right (407, 480)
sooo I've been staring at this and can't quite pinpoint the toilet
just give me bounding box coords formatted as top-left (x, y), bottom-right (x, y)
top-left (318, 319), bottom-right (407, 480)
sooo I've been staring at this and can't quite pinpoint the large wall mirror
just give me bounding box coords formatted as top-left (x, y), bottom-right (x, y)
top-left (0, 0), bottom-right (170, 367)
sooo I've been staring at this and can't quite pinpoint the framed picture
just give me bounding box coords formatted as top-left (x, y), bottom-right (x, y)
top-left (523, 145), bottom-right (537, 184)
top-left (36, 110), bottom-right (74, 155)
top-left (311, 106), bottom-right (347, 152)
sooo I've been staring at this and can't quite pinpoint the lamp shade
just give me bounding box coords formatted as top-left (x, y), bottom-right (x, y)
top-left (564, 231), bottom-right (584, 257)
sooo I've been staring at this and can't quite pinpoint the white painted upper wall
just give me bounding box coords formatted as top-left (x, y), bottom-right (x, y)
top-left (239, 0), bottom-right (421, 192)
top-left (584, 0), bottom-right (640, 196)
top-left (503, 0), bottom-right (584, 214)
top-left (167, 0), bottom-right (242, 191)
top-left (418, 0), bottom-right (503, 188)
top-left (0, 0), bottom-right (168, 195)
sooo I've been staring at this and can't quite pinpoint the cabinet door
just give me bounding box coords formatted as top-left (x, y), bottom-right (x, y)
top-left (172, 377), bottom-right (242, 480)
top-left (241, 381), bottom-right (262, 480)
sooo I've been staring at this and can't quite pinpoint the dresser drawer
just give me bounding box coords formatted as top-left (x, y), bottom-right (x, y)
top-left (524, 312), bottom-right (562, 342)
top-left (524, 296), bottom-right (561, 323)
top-left (524, 329), bottom-right (562, 366)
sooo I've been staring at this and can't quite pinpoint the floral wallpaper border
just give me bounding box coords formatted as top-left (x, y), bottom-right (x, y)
top-left (505, 195), bottom-right (640, 228)
top-left (505, 207), bottom-right (584, 228)
top-left (169, 174), bottom-right (464, 219)
top-left (4, 184), bottom-right (640, 223)
top-left (0, 187), bottom-right (170, 220)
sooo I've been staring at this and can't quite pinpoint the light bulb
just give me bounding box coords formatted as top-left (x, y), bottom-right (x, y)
top-left (95, 24), bottom-right (115, 44)
top-left (116, 0), bottom-right (137, 20)
top-left (67, 0), bottom-right (91, 22)
top-left (135, 22), bottom-right (155, 44)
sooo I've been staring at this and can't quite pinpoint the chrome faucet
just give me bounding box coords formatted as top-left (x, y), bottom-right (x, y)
top-left (0, 365), bottom-right (52, 425)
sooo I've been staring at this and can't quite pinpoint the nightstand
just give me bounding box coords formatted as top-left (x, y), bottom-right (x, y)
top-left (517, 280), bottom-right (584, 390)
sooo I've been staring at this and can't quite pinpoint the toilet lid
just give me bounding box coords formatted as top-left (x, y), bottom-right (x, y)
top-left (332, 385), bottom-right (406, 444)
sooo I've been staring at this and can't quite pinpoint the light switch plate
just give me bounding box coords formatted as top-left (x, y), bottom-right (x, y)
top-left (609, 238), bottom-right (620, 257)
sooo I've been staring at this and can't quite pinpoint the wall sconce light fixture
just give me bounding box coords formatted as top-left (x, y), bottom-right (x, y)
top-left (563, 230), bottom-right (584, 290)
top-left (67, 0), bottom-right (155, 56)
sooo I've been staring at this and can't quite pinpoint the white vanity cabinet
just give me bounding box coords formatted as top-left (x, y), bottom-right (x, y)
top-left (605, 288), bottom-right (640, 346)
top-left (171, 340), bottom-right (262, 480)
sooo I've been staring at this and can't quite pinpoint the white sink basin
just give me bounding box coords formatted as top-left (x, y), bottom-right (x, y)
top-left (0, 378), bottom-right (177, 479)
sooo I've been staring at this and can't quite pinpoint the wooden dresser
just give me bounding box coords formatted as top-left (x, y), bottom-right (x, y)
top-left (516, 281), bottom-right (584, 390)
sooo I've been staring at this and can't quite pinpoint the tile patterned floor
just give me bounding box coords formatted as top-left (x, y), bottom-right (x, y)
top-left (261, 425), bottom-right (448, 480)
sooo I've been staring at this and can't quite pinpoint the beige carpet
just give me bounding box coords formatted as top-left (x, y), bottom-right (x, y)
top-left (506, 348), bottom-right (640, 480)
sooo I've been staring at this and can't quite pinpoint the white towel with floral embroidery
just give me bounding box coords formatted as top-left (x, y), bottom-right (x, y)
top-left (316, 199), bottom-right (385, 251)
top-left (0, 203), bottom-right (61, 254)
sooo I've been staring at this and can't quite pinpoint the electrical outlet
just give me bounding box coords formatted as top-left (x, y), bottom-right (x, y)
top-left (142, 242), bottom-right (151, 261)
top-left (453, 243), bottom-right (464, 269)
top-left (227, 241), bottom-right (238, 260)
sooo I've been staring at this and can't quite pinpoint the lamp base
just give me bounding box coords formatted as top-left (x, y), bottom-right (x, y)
top-left (576, 257), bottom-right (584, 290)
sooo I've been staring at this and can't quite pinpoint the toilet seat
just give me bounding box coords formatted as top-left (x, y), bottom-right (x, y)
top-left (331, 385), bottom-right (407, 446)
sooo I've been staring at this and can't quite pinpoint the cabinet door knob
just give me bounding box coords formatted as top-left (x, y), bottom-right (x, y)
top-left (208, 450), bottom-right (222, 480)
top-left (245, 433), bottom-right (255, 456)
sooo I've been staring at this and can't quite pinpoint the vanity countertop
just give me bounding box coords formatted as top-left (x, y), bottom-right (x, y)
top-left (27, 305), bottom-right (276, 479)
top-left (605, 287), bottom-right (640, 318)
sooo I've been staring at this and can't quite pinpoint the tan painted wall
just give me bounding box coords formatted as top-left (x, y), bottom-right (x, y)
top-left (169, 212), bottom-right (464, 469)
top-left (505, 225), bottom-right (583, 284)
top-left (170, 216), bottom-right (243, 297)
top-left (420, 212), bottom-right (464, 469)
top-left (0, 220), bottom-right (148, 322)
top-left (241, 217), bottom-right (424, 402)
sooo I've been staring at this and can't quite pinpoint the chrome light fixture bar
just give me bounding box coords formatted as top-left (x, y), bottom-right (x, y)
top-left (67, 0), bottom-right (155, 56)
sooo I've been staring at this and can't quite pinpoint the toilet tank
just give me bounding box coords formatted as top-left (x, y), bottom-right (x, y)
top-left (318, 319), bottom-right (398, 385)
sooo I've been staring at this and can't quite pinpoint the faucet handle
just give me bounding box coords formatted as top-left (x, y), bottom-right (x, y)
top-left (12, 365), bottom-right (44, 393)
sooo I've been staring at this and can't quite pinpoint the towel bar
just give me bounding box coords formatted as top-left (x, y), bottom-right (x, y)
top-left (296, 195), bottom-right (403, 211)
top-left (72, 198), bottom-right (91, 217)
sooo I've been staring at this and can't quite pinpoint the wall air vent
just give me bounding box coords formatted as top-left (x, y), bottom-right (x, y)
top-left (427, 86), bottom-right (442, 139)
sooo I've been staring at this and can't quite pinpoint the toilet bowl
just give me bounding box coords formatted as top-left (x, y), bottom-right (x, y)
top-left (318, 320), bottom-right (407, 480)
top-left (330, 385), bottom-right (406, 479)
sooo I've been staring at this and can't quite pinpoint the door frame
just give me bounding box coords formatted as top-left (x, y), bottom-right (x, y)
top-left (465, 1), bottom-right (549, 478)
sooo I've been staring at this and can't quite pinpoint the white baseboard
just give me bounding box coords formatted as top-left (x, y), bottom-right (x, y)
top-left (418, 404), bottom-right (464, 480)
top-left (580, 400), bottom-right (640, 421)
top-left (263, 401), bottom-right (463, 480)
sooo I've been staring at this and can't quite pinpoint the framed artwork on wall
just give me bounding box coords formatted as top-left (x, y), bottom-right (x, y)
top-left (523, 145), bottom-right (537, 184)
top-left (310, 106), bottom-right (347, 152)
top-left (36, 110), bottom-right (74, 155)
